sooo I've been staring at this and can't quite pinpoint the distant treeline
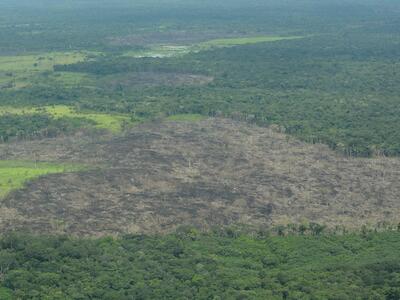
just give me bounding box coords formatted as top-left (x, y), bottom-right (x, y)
top-left (2, 0), bottom-right (395, 54)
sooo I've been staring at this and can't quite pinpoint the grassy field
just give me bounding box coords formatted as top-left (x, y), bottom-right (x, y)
top-left (0, 51), bottom-right (95, 89)
top-left (122, 45), bottom-right (191, 58)
top-left (42, 105), bottom-right (133, 132)
top-left (0, 105), bottom-right (134, 133)
top-left (198, 35), bottom-right (303, 48)
top-left (121, 36), bottom-right (302, 58)
top-left (0, 52), bottom-right (88, 72)
top-left (0, 160), bottom-right (83, 198)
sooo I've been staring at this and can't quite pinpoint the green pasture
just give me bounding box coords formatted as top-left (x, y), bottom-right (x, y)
top-left (0, 105), bottom-right (133, 133)
top-left (0, 51), bottom-right (95, 89)
top-left (198, 35), bottom-right (303, 48)
top-left (121, 36), bottom-right (303, 58)
top-left (40, 105), bottom-right (132, 132)
top-left (0, 52), bottom-right (87, 72)
top-left (122, 45), bottom-right (191, 58)
top-left (0, 160), bottom-right (83, 198)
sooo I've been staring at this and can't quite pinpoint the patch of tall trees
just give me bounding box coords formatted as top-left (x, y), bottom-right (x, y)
top-left (0, 228), bottom-right (399, 299)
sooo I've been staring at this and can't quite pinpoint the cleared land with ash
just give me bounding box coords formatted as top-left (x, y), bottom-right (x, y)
top-left (0, 119), bottom-right (399, 235)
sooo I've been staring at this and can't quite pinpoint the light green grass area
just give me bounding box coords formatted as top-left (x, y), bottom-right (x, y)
top-left (166, 114), bottom-right (206, 122)
top-left (122, 36), bottom-right (303, 58)
top-left (122, 45), bottom-right (191, 58)
top-left (0, 52), bottom-right (87, 72)
top-left (0, 105), bottom-right (134, 133)
top-left (0, 160), bottom-right (83, 198)
top-left (0, 51), bottom-right (96, 89)
top-left (39, 106), bottom-right (133, 132)
top-left (198, 35), bottom-right (303, 48)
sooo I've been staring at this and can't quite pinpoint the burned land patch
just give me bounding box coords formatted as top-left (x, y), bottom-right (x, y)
top-left (1, 119), bottom-right (400, 236)
top-left (99, 72), bottom-right (213, 90)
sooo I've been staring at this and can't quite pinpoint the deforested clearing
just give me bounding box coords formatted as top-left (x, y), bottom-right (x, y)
top-left (1, 118), bottom-right (399, 236)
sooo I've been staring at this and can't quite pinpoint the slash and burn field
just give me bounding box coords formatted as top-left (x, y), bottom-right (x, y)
top-left (0, 118), bottom-right (399, 236)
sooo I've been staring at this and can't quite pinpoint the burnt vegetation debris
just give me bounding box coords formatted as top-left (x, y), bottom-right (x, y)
top-left (1, 119), bottom-right (399, 236)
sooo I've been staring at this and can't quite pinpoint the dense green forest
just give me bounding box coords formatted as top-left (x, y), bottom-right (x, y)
top-left (0, 229), bottom-right (399, 299)
top-left (0, 113), bottom-right (94, 142)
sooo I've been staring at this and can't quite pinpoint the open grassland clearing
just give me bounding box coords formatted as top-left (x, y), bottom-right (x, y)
top-left (0, 160), bottom-right (83, 198)
top-left (0, 105), bottom-right (135, 133)
top-left (0, 52), bottom-right (88, 72)
top-left (122, 45), bottom-right (191, 58)
top-left (40, 105), bottom-right (135, 133)
top-left (121, 35), bottom-right (303, 58)
top-left (0, 51), bottom-right (97, 89)
top-left (197, 35), bottom-right (303, 48)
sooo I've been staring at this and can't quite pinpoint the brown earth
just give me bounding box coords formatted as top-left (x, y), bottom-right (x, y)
top-left (0, 118), bottom-right (399, 236)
